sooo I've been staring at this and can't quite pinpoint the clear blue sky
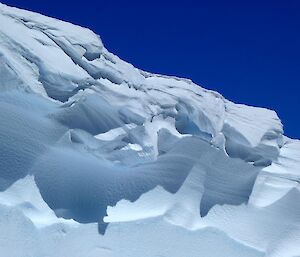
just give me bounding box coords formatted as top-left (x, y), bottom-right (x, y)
top-left (3, 0), bottom-right (300, 138)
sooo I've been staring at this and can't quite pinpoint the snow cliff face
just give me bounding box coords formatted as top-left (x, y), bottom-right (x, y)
top-left (0, 3), bottom-right (299, 257)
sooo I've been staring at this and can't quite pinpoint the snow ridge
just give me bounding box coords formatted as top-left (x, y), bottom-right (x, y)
top-left (0, 3), bottom-right (299, 257)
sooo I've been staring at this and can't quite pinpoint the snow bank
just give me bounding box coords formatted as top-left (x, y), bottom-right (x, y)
top-left (0, 3), bottom-right (299, 256)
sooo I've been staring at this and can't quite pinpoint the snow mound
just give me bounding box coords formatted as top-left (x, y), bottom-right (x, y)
top-left (0, 3), bottom-right (299, 257)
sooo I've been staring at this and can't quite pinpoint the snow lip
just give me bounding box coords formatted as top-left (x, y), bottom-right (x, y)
top-left (0, 3), bottom-right (299, 257)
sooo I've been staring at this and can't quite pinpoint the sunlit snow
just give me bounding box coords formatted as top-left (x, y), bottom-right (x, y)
top-left (0, 3), bottom-right (299, 257)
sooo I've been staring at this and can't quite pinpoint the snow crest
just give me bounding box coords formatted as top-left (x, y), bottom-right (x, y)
top-left (0, 3), bottom-right (299, 257)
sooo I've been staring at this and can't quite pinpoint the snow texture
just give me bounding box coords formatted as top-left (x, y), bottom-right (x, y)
top-left (0, 3), bottom-right (299, 257)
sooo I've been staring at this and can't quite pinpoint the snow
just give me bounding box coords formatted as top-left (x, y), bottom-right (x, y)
top-left (0, 175), bottom-right (76, 227)
top-left (0, 2), bottom-right (299, 257)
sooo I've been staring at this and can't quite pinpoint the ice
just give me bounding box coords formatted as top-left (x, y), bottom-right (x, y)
top-left (0, 2), bottom-right (299, 256)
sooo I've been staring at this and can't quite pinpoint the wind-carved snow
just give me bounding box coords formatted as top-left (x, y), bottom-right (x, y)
top-left (0, 3), bottom-right (299, 257)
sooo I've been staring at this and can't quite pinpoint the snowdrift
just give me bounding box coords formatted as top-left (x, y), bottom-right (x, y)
top-left (0, 3), bottom-right (299, 257)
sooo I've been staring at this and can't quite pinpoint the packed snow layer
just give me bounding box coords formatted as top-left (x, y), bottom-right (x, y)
top-left (0, 3), bottom-right (299, 257)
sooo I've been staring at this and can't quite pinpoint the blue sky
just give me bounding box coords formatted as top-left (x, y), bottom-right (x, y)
top-left (3, 0), bottom-right (300, 138)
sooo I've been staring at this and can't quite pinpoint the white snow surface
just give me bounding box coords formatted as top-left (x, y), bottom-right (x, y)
top-left (0, 3), bottom-right (299, 257)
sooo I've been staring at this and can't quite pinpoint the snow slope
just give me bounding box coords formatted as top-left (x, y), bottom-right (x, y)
top-left (0, 3), bottom-right (299, 257)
